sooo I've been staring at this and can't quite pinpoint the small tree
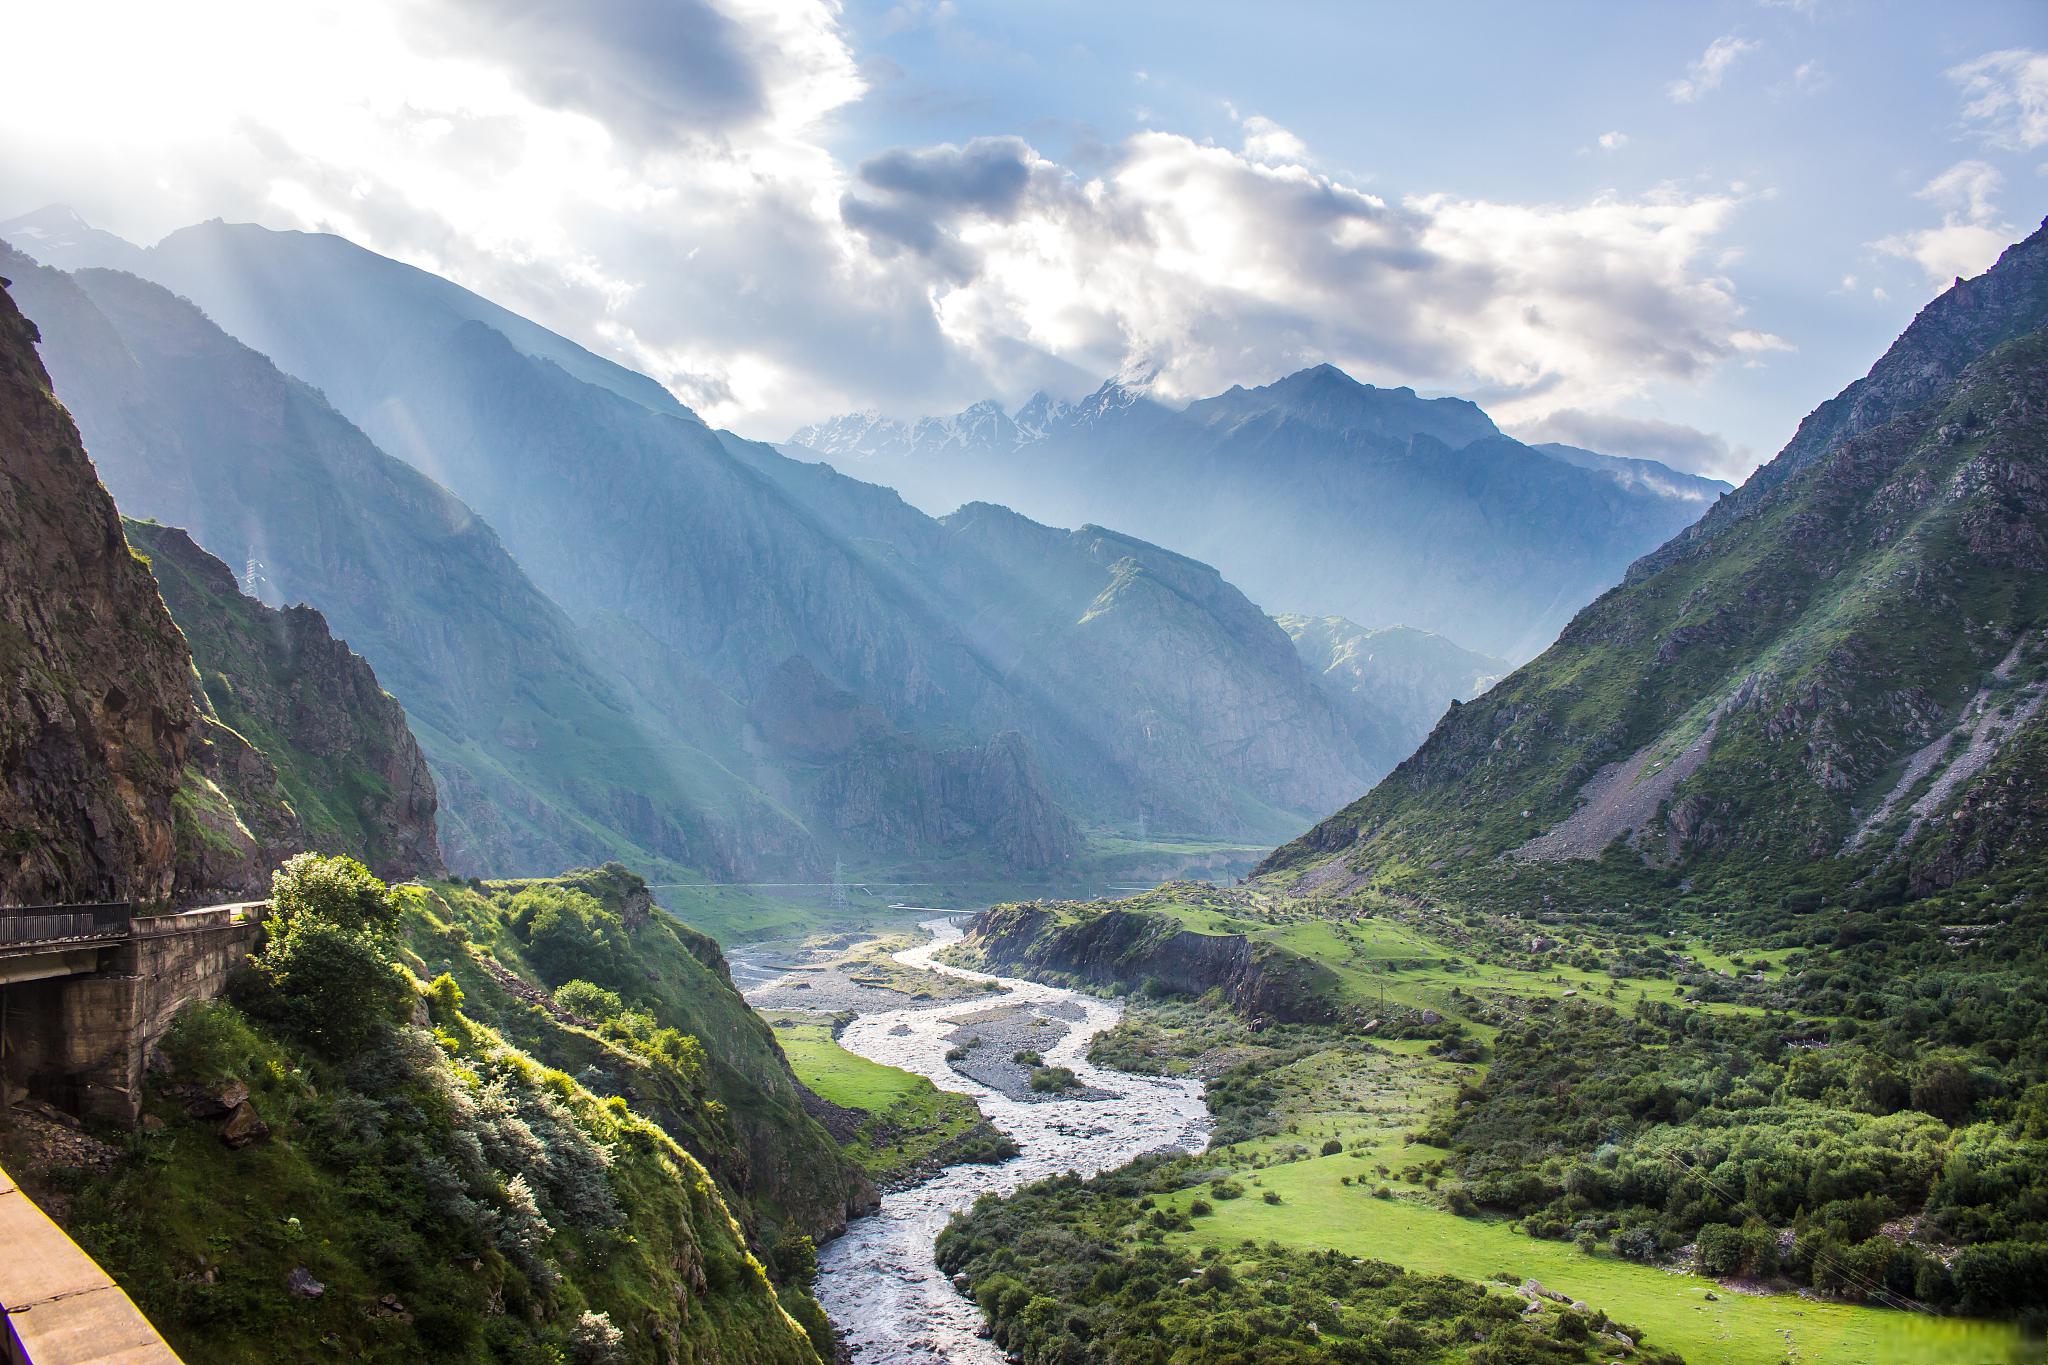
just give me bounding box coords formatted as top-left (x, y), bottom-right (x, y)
top-left (568, 1310), bottom-right (625, 1365)
top-left (771, 1233), bottom-right (819, 1289)
top-left (241, 854), bottom-right (407, 1055)
top-left (270, 852), bottom-right (398, 933)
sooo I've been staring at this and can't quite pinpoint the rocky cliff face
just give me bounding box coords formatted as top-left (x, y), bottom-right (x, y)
top-left (1264, 221), bottom-right (2048, 900)
top-left (126, 521), bottom-right (443, 881)
top-left (0, 276), bottom-right (201, 904)
top-left (0, 276), bottom-right (299, 904)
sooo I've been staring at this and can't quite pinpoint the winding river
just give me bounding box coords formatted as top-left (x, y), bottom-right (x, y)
top-left (747, 916), bottom-right (1211, 1363)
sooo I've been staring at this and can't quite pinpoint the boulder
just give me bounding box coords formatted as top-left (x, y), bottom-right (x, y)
top-left (219, 1100), bottom-right (270, 1148)
top-left (184, 1078), bottom-right (249, 1118)
top-left (286, 1267), bottom-right (325, 1299)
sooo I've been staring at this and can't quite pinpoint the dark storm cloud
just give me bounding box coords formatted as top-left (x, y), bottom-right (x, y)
top-left (858, 137), bottom-right (1036, 217)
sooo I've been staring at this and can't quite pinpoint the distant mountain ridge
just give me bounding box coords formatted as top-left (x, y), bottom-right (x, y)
top-left (4, 212), bottom-right (1467, 878)
top-left (790, 367), bottom-right (1730, 661)
top-left (1263, 219), bottom-right (2048, 900)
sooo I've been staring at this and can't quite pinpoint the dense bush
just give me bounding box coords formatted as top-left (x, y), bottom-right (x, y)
top-left (1442, 894), bottom-right (2048, 1312)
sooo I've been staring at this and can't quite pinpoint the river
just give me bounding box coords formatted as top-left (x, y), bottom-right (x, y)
top-left (742, 915), bottom-right (1211, 1363)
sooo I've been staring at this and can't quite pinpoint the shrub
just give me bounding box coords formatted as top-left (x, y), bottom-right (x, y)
top-left (772, 1233), bottom-right (818, 1289)
top-left (1012, 1049), bottom-right (1043, 1066)
top-left (270, 852), bottom-right (397, 933)
top-left (1029, 1066), bottom-right (1079, 1093)
top-left (1612, 1227), bottom-right (1660, 1262)
top-left (1696, 1222), bottom-right (1777, 1278)
top-left (568, 1309), bottom-right (625, 1365)
top-left (556, 979), bottom-right (625, 1021)
top-left (1320, 1138), bottom-right (1344, 1156)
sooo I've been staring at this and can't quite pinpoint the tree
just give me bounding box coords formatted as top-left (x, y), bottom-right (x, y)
top-left (241, 853), bottom-right (407, 1055)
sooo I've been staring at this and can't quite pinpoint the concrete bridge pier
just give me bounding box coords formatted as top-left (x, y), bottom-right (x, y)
top-left (1, 904), bottom-right (264, 1126)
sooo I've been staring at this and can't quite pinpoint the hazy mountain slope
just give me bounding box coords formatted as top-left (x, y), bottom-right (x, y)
top-left (1262, 222), bottom-right (2048, 898)
top-left (121, 227), bottom-right (1083, 866)
top-left (726, 440), bottom-right (1375, 832)
top-left (1277, 615), bottom-right (1506, 772)
top-left (792, 366), bottom-right (1728, 661)
top-left (126, 519), bottom-right (444, 881)
top-left (83, 218), bottom-right (1373, 847)
top-left (4, 247), bottom-right (816, 880)
top-left (0, 208), bottom-right (683, 420)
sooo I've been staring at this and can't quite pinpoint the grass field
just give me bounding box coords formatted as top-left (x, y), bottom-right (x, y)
top-left (1146, 1021), bottom-right (2026, 1365)
top-left (766, 1015), bottom-right (1007, 1182)
top-left (1118, 891), bottom-right (1771, 1042)
top-left (1168, 1157), bottom-right (2025, 1365)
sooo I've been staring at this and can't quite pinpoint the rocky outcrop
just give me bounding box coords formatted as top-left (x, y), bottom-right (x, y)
top-left (966, 900), bottom-right (1344, 1024)
top-left (0, 274), bottom-right (262, 904)
top-left (127, 521), bottom-right (443, 880)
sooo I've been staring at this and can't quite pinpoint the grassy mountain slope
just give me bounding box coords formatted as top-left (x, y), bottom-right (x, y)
top-left (41, 863), bottom-right (838, 1365)
top-left (400, 866), bottom-right (873, 1247)
top-left (127, 519), bottom-right (443, 881)
top-left (1263, 222), bottom-right (2048, 905)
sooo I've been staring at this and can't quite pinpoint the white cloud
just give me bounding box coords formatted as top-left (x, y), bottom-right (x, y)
top-left (1597, 130), bottom-right (1629, 152)
top-left (1670, 36), bottom-right (1759, 103)
top-left (1240, 115), bottom-right (1310, 165)
top-left (0, 0), bottom-right (1785, 444)
top-left (1516, 408), bottom-right (1750, 482)
top-left (1949, 49), bottom-right (2048, 150)
top-left (1790, 60), bottom-right (1829, 94)
top-left (1874, 160), bottom-right (2014, 286)
top-left (843, 133), bottom-right (1782, 430)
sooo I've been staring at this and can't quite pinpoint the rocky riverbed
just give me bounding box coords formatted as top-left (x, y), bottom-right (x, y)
top-left (737, 916), bottom-right (1210, 1364)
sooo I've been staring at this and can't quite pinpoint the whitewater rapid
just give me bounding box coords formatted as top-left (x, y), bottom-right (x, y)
top-left (758, 916), bottom-right (1210, 1363)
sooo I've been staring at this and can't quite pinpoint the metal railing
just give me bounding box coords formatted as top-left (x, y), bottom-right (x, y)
top-left (0, 904), bottom-right (133, 949)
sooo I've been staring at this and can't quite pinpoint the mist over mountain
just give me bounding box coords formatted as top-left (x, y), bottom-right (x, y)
top-left (791, 365), bottom-right (1730, 662)
top-left (1276, 616), bottom-right (1507, 774)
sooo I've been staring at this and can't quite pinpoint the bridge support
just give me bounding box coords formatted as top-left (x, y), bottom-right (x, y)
top-left (1, 906), bottom-right (263, 1126)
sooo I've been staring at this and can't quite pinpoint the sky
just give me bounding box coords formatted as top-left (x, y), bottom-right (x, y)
top-left (2, 0), bottom-right (2044, 480)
